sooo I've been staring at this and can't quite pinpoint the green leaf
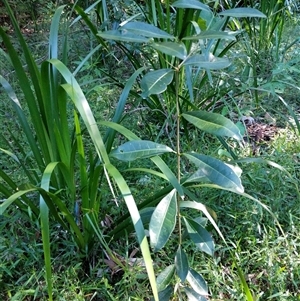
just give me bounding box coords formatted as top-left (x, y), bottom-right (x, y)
top-left (151, 41), bottom-right (187, 59)
top-left (183, 53), bottom-right (230, 69)
top-left (172, 0), bottom-right (210, 11)
top-left (183, 217), bottom-right (214, 256)
top-left (154, 285), bottom-right (174, 301)
top-left (40, 162), bottom-right (60, 301)
top-left (149, 189), bottom-right (177, 252)
top-left (156, 264), bottom-right (176, 291)
top-left (98, 29), bottom-right (150, 43)
top-left (100, 121), bottom-right (140, 141)
top-left (184, 287), bottom-right (207, 301)
top-left (186, 268), bottom-right (208, 296)
top-left (183, 169), bottom-right (209, 184)
top-left (141, 69), bottom-right (174, 98)
top-left (110, 140), bottom-right (174, 161)
top-left (183, 153), bottom-right (244, 193)
top-left (183, 30), bottom-right (237, 41)
top-left (104, 66), bottom-right (146, 152)
top-left (0, 189), bottom-right (36, 215)
top-left (122, 21), bottom-right (174, 39)
top-left (106, 163), bottom-right (159, 301)
top-left (182, 110), bottom-right (242, 140)
top-left (175, 246), bottom-right (189, 282)
top-left (219, 8), bottom-right (267, 18)
top-left (185, 162), bottom-right (242, 184)
top-left (180, 200), bottom-right (225, 244)
top-left (0, 148), bottom-right (20, 163)
top-left (151, 156), bottom-right (184, 197)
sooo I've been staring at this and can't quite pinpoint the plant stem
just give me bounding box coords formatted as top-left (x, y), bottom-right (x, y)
top-left (175, 68), bottom-right (182, 245)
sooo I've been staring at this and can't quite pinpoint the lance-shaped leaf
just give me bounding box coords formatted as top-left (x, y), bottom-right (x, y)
top-left (183, 153), bottom-right (244, 193)
top-left (141, 69), bottom-right (174, 98)
top-left (175, 246), bottom-right (189, 282)
top-left (219, 8), bottom-right (267, 18)
top-left (183, 30), bottom-right (237, 41)
top-left (184, 287), bottom-right (207, 301)
top-left (110, 140), bottom-right (174, 162)
top-left (150, 41), bottom-right (187, 60)
top-left (151, 41), bottom-right (187, 59)
top-left (98, 29), bottom-right (149, 43)
top-left (157, 285), bottom-right (174, 301)
top-left (156, 264), bottom-right (176, 292)
top-left (185, 162), bottom-right (242, 184)
top-left (149, 189), bottom-right (177, 252)
top-left (182, 110), bottom-right (242, 140)
top-left (183, 217), bottom-right (214, 256)
top-left (186, 268), bottom-right (208, 296)
top-left (183, 53), bottom-right (230, 69)
top-left (173, 0), bottom-right (210, 11)
top-left (122, 21), bottom-right (174, 39)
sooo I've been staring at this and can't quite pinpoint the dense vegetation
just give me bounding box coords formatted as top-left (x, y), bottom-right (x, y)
top-left (1, 0), bottom-right (300, 300)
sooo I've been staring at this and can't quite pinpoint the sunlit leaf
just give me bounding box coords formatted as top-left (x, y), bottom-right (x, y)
top-left (180, 200), bottom-right (224, 243)
top-left (183, 217), bottom-right (214, 256)
top-left (149, 189), bottom-right (177, 252)
top-left (98, 29), bottom-right (150, 43)
top-left (182, 110), bottom-right (242, 140)
top-left (173, 0), bottom-right (210, 11)
top-left (151, 41), bottom-right (187, 59)
top-left (185, 162), bottom-right (242, 184)
top-left (156, 264), bottom-right (176, 291)
top-left (219, 8), bottom-right (266, 18)
top-left (183, 30), bottom-right (237, 41)
top-left (183, 53), bottom-right (230, 69)
top-left (110, 140), bottom-right (174, 161)
top-left (183, 153), bottom-right (244, 193)
top-left (175, 246), bottom-right (189, 282)
top-left (141, 69), bottom-right (174, 98)
top-left (184, 287), bottom-right (207, 301)
top-left (186, 268), bottom-right (208, 295)
top-left (122, 21), bottom-right (174, 39)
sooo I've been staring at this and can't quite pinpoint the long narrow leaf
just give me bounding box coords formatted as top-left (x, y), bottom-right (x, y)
top-left (141, 69), bottom-right (174, 98)
top-left (183, 217), bottom-right (214, 256)
top-left (40, 162), bottom-right (60, 301)
top-left (98, 29), bottom-right (150, 43)
top-left (122, 21), bottom-right (174, 39)
top-left (175, 246), bottom-right (189, 282)
top-left (219, 8), bottom-right (266, 18)
top-left (149, 189), bottom-right (177, 251)
top-left (186, 268), bottom-right (208, 296)
top-left (111, 140), bottom-right (175, 161)
top-left (104, 67), bottom-right (146, 152)
top-left (151, 156), bottom-right (184, 197)
top-left (172, 0), bottom-right (210, 11)
top-left (151, 41), bottom-right (187, 60)
top-left (183, 153), bottom-right (244, 193)
top-left (156, 264), bottom-right (176, 292)
top-left (182, 110), bottom-right (242, 140)
top-left (106, 163), bottom-right (159, 301)
top-left (183, 53), bottom-right (231, 70)
top-left (180, 198), bottom-right (225, 242)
